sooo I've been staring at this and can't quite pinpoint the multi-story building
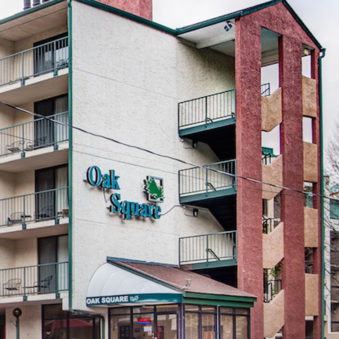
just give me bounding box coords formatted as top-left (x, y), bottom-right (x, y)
top-left (0, 0), bottom-right (324, 338)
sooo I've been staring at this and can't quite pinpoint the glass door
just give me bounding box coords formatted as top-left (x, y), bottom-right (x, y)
top-left (57, 235), bottom-right (68, 291)
top-left (38, 237), bottom-right (57, 293)
top-left (34, 98), bottom-right (54, 148)
top-left (35, 167), bottom-right (55, 221)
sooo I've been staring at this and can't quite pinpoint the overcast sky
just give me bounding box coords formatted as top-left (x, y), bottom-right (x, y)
top-left (0, 0), bottom-right (338, 147)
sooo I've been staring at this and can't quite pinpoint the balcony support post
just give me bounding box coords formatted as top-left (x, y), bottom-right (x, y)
top-left (53, 40), bottom-right (58, 76)
top-left (22, 195), bottom-right (26, 230)
top-left (206, 234), bottom-right (209, 263)
top-left (21, 52), bottom-right (25, 86)
top-left (21, 124), bottom-right (25, 158)
top-left (205, 97), bottom-right (208, 124)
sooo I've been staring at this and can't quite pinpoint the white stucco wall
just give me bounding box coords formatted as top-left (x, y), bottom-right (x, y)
top-left (71, 2), bottom-right (235, 311)
top-left (0, 171), bottom-right (15, 199)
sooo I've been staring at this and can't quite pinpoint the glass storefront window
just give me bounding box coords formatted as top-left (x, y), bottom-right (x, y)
top-left (185, 312), bottom-right (198, 339)
top-left (157, 313), bottom-right (177, 339)
top-left (110, 305), bottom-right (178, 339)
top-left (235, 316), bottom-right (248, 339)
top-left (220, 314), bottom-right (233, 339)
top-left (133, 313), bottom-right (154, 339)
top-left (201, 313), bottom-right (215, 339)
top-left (109, 304), bottom-right (250, 339)
top-left (110, 314), bottom-right (131, 339)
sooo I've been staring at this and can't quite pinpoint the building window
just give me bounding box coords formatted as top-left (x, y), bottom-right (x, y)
top-left (42, 304), bottom-right (100, 339)
top-left (304, 182), bottom-right (314, 208)
top-left (303, 117), bottom-right (313, 143)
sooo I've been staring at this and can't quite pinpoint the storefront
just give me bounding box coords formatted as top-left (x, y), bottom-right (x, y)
top-left (87, 260), bottom-right (256, 339)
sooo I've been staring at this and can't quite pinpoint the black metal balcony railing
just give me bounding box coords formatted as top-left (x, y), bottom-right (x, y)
top-left (179, 231), bottom-right (237, 266)
top-left (264, 279), bottom-right (282, 303)
top-left (179, 160), bottom-right (236, 197)
top-left (0, 187), bottom-right (69, 227)
top-left (262, 217), bottom-right (281, 234)
top-left (261, 83), bottom-right (271, 96)
top-left (0, 262), bottom-right (68, 297)
top-left (178, 89), bottom-right (236, 130)
top-left (0, 111), bottom-right (68, 156)
top-left (0, 36), bottom-right (68, 87)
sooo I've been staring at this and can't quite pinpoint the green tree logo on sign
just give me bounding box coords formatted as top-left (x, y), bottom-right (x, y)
top-left (144, 176), bottom-right (164, 203)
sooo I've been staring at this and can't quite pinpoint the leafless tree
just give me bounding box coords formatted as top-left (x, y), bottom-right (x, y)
top-left (326, 120), bottom-right (339, 184)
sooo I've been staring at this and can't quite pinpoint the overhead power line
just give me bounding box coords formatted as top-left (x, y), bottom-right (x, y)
top-left (1, 100), bottom-right (338, 202)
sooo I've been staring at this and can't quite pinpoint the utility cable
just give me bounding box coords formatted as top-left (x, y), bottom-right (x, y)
top-left (1, 100), bottom-right (338, 202)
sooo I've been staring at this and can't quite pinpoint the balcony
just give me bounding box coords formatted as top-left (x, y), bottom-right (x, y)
top-left (0, 111), bottom-right (68, 157)
top-left (179, 160), bottom-right (236, 203)
top-left (0, 36), bottom-right (68, 88)
top-left (0, 262), bottom-right (68, 301)
top-left (179, 160), bottom-right (236, 226)
top-left (178, 90), bottom-right (236, 159)
top-left (179, 231), bottom-right (237, 270)
top-left (0, 187), bottom-right (69, 231)
top-left (178, 89), bottom-right (236, 136)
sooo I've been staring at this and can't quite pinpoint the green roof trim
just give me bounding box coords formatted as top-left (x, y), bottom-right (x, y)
top-left (184, 292), bottom-right (256, 304)
top-left (176, 0), bottom-right (322, 50)
top-left (0, 0), bottom-right (65, 25)
top-left (74, 0), bottom-right (176, 35)
top-left (183, 298), bottom-right (254, 308)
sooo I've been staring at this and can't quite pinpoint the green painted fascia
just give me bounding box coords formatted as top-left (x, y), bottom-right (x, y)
top-left (183, 292), bottom-right (256, 304)
top-left (67, 0), bottom-right (73, 311)
top-left (183, 298), bottom-right (254, 308)
top-left (74, 0), bottom-right (176, 35)
top-left (179, 117), bottom-right (236, 138)
top-left (191, 258), bottom-right (237, 270)
top-left (319, 48), bottom-right (326, 339)
top-left (179, 187), bottom-right (237, 205)
top-left (0, 0), bottom-right (65, 25)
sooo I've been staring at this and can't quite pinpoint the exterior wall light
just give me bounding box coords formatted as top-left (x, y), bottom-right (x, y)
top-left (224, 21), bottom-right (233, 32)
top-left (193, 208), bottom-right (199, 217)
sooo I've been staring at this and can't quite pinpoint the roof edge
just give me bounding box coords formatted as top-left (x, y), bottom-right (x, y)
top-left (0, 0), bottom-right (65, 25)
top-left (281, 0), bottom-right (322, 50)
top-left (74, 0), bottom-right (176, 35)
top-left (106, 256), bottom-right (178, 267)
top-left (176, 0), bottom-right (322, 50)
top-left (176, 0), bottom-right (281, 34)
top-left (108, 260), bottom-right (184, 293)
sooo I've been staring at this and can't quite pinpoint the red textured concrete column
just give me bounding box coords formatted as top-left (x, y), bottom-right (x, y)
top-left (311, 49), bottom-right (321, 339)
top-left (279, 35), bottom-right (305, 338)
top-left (235, 17), bottom-right (263, 338)
top-left (96, 0), bottom-right (152, 20)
